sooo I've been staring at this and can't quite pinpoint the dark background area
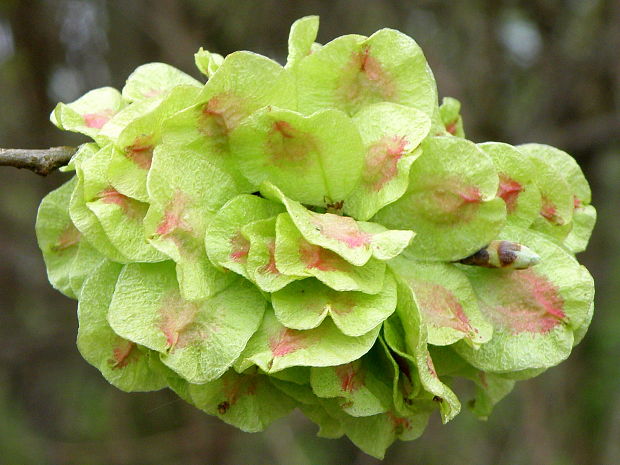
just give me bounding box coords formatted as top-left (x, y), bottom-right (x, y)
top-left (0, 1), bottom-right (619, 464)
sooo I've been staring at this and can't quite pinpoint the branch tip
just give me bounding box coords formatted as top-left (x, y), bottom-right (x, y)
top-left (0, 146), bottom-right (78, 176)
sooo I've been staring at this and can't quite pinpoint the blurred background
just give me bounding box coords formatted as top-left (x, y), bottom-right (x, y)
top-left (0, 1), bottom-right (618, 464)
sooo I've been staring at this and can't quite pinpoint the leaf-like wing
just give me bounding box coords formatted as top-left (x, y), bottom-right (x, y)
top-left (77, 261), bottom-right (168, 392)
top-left (295, 29), bottom-right (437, 118)
top-left (375, 136), bottom-right (506, 261)
top-left (108, 262), bottom-right (266, 383)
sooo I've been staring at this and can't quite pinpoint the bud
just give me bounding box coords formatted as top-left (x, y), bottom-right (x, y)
top-left (459, 240), bottom-right (540, 269)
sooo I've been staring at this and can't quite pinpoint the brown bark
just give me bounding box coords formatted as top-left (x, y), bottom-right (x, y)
top-left (0, 147), bottom-right (76, 176)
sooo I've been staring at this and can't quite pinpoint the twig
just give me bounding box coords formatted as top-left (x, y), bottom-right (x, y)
top-left (0, 146), bottom-right (77, 176)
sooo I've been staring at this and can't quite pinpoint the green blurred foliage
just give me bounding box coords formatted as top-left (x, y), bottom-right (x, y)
top-left (0, 1), bottom-right (618, 464)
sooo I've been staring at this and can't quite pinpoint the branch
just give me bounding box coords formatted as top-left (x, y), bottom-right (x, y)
top-left (0, 146), bottom-right (77, 176)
